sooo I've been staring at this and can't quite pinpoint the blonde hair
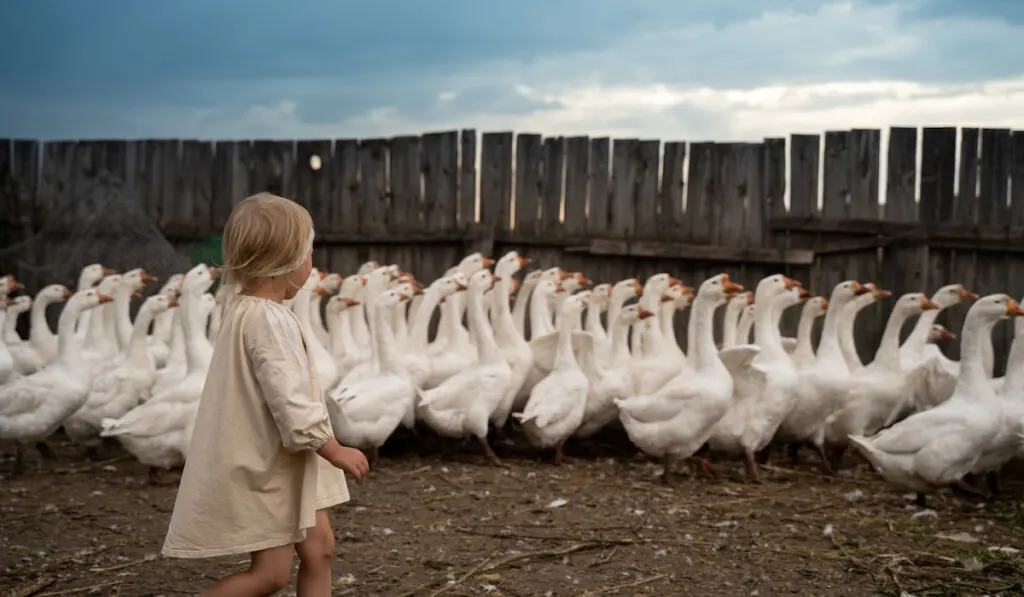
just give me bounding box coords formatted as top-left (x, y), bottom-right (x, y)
top-left (221, 193), bottom-right (314, 287)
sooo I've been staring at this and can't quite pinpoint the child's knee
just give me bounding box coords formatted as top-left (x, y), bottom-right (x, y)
top-left (251, 565), bottom-right (291, 595)
top-left (298, 530), bottom-right (334, 568)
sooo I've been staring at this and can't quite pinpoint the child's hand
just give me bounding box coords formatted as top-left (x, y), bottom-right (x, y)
top-left (330, 446), bottom-right (370, 483)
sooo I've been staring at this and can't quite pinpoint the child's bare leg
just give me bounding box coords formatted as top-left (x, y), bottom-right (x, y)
top-left (295, 509), bottom-right (335, 597)
top-left (199, 544), bottom-right (293, 597)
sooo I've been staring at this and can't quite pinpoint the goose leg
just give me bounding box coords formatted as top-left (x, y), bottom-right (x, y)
top-left (690, 457), bottom-right (719, 481)
top-left (828, 446), bottom-right (847, 471)
top-left (986, 471), bottom-right (1001, 498)
top-left (13, 445), bottom-right (26, 475)
top-left (815, 443), bottom-right (834, 474)
top-left (755, 445), bottom-right (772, 465)
top-left (786, 442), bottom-right (801, 464)
top-left (660, 454), bottom-right (677, 486)
top-left (36, 441), bottom-right (60, 462)
top-left (369, 445), bottom-right (381, 470)
top-left (477, 435), bottom-right (508, 468)
top-left (743, 450), bottom-right (764, 484)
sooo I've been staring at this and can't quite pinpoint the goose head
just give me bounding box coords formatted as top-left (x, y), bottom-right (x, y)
top-left (365, 267), bottom-right (393, 295)
top-left (7, 295), bottom-right (31, 315)
top-left (96, 274), bottom-right (124, 299)
top-left (39, 284), bottom-right (73, 305)
top-left (320, 272), bottom-right (343, 293)
top-left (181, 264), bottom-right (218, 296)
top-left (560, 290), bottom-right (590, 318)
top-left (458, 252), bottom-right (496, 275)
top-left (863, 282), bottom-right (891, 300)
top-left (71, 288), bottom-right (114, 312)
top-left (339, 274), bottom-right (366, 300)
top-left (928, 324), bottom-right (955, 343)
top-left (122, 268), bottom-right (158, 293)
top-left (825, 279), bottom-right (868, 308)
top-left (891, 292), bottom-right (940, 318)
top-left (932, 283), bottom-right (979, 310)
top-left (699, 273), bottom-right (744, 306)
top-left (969, 294), bottom-right (1024, 324)
top-left (78, 264), bottom-right (115, 290)
top-left (645, 273), bottom-right (683, 298)
top-left (539, 267), bottom-right (564, 284)
top-left (327, 294), bottom-right (360, 315)
top-left (773, 284), bottom-right (807, 313)
top-left (521, 270), bottom-right (543, 290)
top-left (615, 303), bottom-right (655, 329)
top-left (358, 261), bottom-right (381, 275)
top-left (0, 274), bottom-right (24, 296)
top-left (376, 287), bottom-right (409, 309)
top-left (435, 272), bottom-right (469, 304)
top-left (805, 296), bottom-right (829, 318)
top-left (159, 274), bottom-right (184, 297)
top-left (589, 284), bottom-right (612, 311)
top-left (495, 250), bottom-right (531, 278)
top-left (611, 278), bottom-right (643, 305)
top-left (468, 269), bottom-right (498, 295)
top-left (143, 293), bottom-right (179, 317)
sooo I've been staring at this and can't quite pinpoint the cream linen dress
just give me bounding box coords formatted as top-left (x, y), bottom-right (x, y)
top-left (162, 295), bottom-right (349, 558)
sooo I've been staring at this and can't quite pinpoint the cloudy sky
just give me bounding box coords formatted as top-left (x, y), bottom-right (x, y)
top-left (1, 0), bottom-right (1023, 142)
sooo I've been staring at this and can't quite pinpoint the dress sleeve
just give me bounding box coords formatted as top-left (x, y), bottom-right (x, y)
top-left (243, 304), bottom-right (334, 452)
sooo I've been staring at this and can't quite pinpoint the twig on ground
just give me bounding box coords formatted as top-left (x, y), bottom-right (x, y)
top-left (427, 551), bottom-right (497, 597)
top-left (2, 577), bottom-right (55, 597)
top-left (581, 573), bottom-right (667, 596)
top-left (35, 581), bottom-right (120, 597)
top-left (5, 506), bottom-right (76, 523)
top-left (55, 456), bottom-right (127, 475)
top-left (88, 554), bottom-right (156, 573)
top-left (396, 465), bottom-right (432, 477)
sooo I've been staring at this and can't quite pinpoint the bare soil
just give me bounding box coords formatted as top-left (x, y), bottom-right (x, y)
top-left (2, 430), bottom-right (1024, 597)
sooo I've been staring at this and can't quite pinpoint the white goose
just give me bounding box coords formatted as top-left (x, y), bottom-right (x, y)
top-left (849, 294), bottom-right (1024, 507)
top-left (73, 264), bottom-right (116, 341)
top-left (708, 274), bottom-right (801, 483)
top-left (416, 269), bottom-right (513, 466)
top-left (328, 287), bottom-right (416, 467)
top-left (0, 275), bottom-right (23, 384)
top-left (8, 285), bottom-right (70, 375)
top-left (488, 251), bottom-right (534, 432)
top-left (514, 292), bottom-right (591, 463)
top-left (620, 274), bottom-right (748, 483)
top-left (2, 295), bottom-right (30, 345)
top-left (0, 288), bottom-right (111, 473)
top-left (80, 274), bottom-right (124, 363)
top-left (64, 293), bottom-right (179, 455)
top-left (148, 273), bottom-right (185, 368)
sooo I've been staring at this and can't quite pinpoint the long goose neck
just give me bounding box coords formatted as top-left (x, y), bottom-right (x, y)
top-left (29, 296), bottom-right (56, 348)
top-left (796, 309), bottom-right (817, 355)
top-left (903, 308), bottom-right (942, 356)
top-left (553, 311), bottom-right (579, 370)
top-left (659, 302), bottom-right (678, 348)
top-left (84, 295), bottom-right (110, 346)
top-left (721, 305), bottom-right (740, 349)
top-left (167, 309), bottom-right (186, 364)
top-left (512, 282), bottom-right (536, 334)
top-left (409, 288), bottom-right (442, 350)
top-left (113, 285), bottom-right (135, 348)
top-left (372, 302), bottom-right (402, 372)
top-left (753, 291), bottom-right (785, 356)
top-left (736, 310), bottom-right (754, 345)
top-left (529, 290), bottom-right (555, 337)
top-left (491, 277), bottom-right (520, 340)
top-left (691, 295), bottom-right (721, 371)
top-left (610, 318), bottom-right (632, 361)
top-left (957, 312), bottom-right (996, 392)
top-left (468, 288), bottom-right (502, 363)
top-left (391, 300), bottom-right (409, 341)
top-left (57, 302), bottom-right (87, 366)
top-left (816, 294), bottom-right (849, 357)
top-left (153, 308), bottom-right (174, 342)
top-left (874, 307), bottom-right (912, 368)
top-left (327, 309), bottom-right (347, 357)
top-left (350, 302), bottom-right (369, 343)
top-left (1003, 326), bottom-right (1024, 393)
top-left (125, 306), bottom-right (159, 368)
top-left (607, 295), bottom-right (627, 332)
top-left (4, 308), bottom-right (22, 341)
top-left (182, 293), bottom-right (210, 372)
top-left (585, 301), bottom-right (605, 338)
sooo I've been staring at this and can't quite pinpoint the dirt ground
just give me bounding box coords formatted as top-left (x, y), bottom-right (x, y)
top-left (2, 430), bottom-right (1024, 597)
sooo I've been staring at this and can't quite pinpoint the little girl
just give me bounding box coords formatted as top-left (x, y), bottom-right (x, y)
top-left (162, 193), bottom-right (369, 597)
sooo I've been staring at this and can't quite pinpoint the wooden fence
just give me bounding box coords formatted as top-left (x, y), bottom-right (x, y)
top-left (1, 127), bottom-right (1023, 370)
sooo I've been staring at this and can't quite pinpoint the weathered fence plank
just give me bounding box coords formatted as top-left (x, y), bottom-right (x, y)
top-left (459, 129), bottom-right (476, 227)
top-left (956, 128), bottom-right (979, 221)
top-left (358, 139), bottom-right (389, 236)
top-left (389, 136), bottom-right (423, 232)
top-left (685, 142), bottom-right (714, 244)
top-left (423, 131), bottom-right (458, 232)
top-left (789, 134), bottom-right (820, 217)
top-left (882, 127), bottom-right (921, 329)
top-left (563, 136), bottom-right (589, 236)
top-left (658, 141), bottom-right (686, 238)
top-left (479, 132), bottom-right (513, 233)
top-left (514, 134), bottom-right (542, 236)
top-left (822, 131), bottom-right (851, 218)
top-left (609, 139), bottom-right (638, 239)
top-left (293, 140), bottom-right (332, 229)
top-left (541, 136), bottom-right (566, 236)
top-left (587, 138), bottom-right (610, 235)
top-left (977, 128), bottom-right (1014, 370)
top-left (634, 140), bottom-right (659, 238)
top-left (919, 127), bottom-right (956, 224)
top-left (331, 140), bottom-right (359, 234)
top-left (1011, 131), bottom-right (1024, 227)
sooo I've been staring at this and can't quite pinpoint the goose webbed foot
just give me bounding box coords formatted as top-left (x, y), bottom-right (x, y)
top-left (691, 457), bottom-right (719, 481)
top-left (477, 435), bottom-right (508, 468)
top-left (147, 467), bottom-right (180, 486)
